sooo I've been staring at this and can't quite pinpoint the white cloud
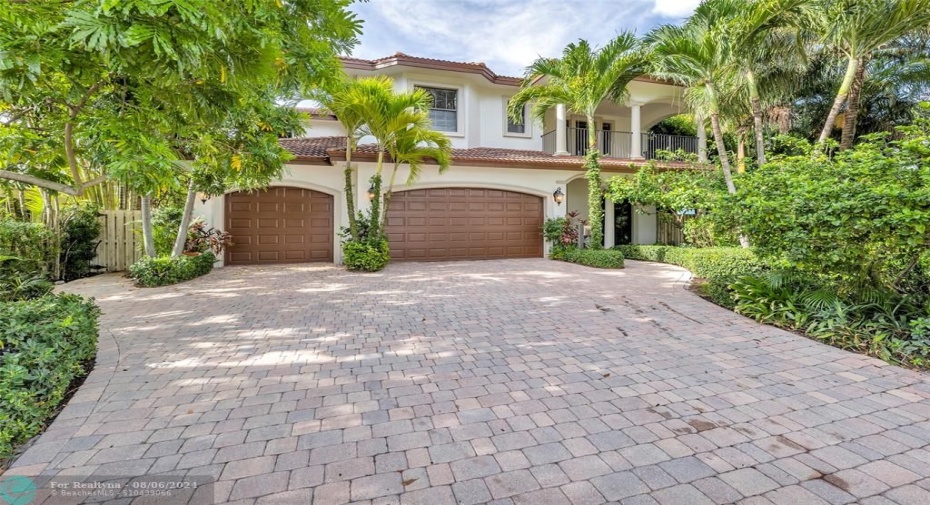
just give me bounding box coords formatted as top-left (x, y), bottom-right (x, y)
top-left (651, 0), bottom-right (701, 18)
top-left (350, 0), bottom-right (689, 76)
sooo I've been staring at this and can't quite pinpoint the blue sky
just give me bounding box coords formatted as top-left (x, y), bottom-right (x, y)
top-left (348, 0), bottom-right (701, 77)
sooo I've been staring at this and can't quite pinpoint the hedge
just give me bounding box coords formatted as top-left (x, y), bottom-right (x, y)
top-left (0, 294), bottom-right (100, 459)
top-left (551, 248), bottom-right (625, 269)
top-left (128, 252), bottom-right (216, 287)
top-left (615, 245), bottom-right (766, 306)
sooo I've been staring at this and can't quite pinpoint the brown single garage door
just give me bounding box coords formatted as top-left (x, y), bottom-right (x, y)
top-left (385, 188), bottom-right (543, 261)
top-left (225, 187), bottom-right (333, 264)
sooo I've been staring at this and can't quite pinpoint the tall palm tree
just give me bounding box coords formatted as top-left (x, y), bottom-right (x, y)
top-left (811, 0), bottom-right (930, 145)
top-left (646, 18), bottom-right (753, 247)
top-left (645, 22), bottom-right (737, 192)
top-left (353, 83), bottom-right (436, 241)
top-left (317, 76), bottom-right (392, 240)
top-left (711, 0), bottom-right (810, 166)
top-left (508, 33), bottom-right (647, 249)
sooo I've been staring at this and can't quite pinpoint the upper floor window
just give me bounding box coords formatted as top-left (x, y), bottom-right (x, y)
top-left (507, 103), bottom-right (527, 134)
top-left (417, 86), bottom-right (457, 132)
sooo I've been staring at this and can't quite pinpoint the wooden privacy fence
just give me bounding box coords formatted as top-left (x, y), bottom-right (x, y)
top-left (657, 213), bottom-right (690, 246)
top-left (93, 210), bottom-right (143, 272)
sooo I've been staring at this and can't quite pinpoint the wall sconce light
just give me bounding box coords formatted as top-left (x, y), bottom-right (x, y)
top-left (197, 192), bottom-right (209, 204)
top-left (553, 187), bottom-right (564, 206)
top-left (367, 184), bottom-right (376, 201)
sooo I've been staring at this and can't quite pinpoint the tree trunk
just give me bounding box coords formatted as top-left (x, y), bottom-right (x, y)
top-left (708, 113), bottom-right (736, 194)
top-left (585, 116), bottom-right (603, 249)
top-left (380, 164), bottom-right (401, 232)
top-left (367, 150), bottom-right (385, 241)
top-left (695, 114), bottom-right (708, 163)
top-left (737, 130), bottom-right (746, 173)
top-left (840, 58), bottom-right (867, 150)
top-left (747, 71), bottom-right (766, 166)
top-left (709, 110), bottom-right (749, 248)
top-left (140, 195), bottom-right (156, 257)
top-left (171, 180), bottom-right (197, 257)
top-left (344, 136), bottom-right (359, 240)
top-left (818, 57), bottom-right (859, 145)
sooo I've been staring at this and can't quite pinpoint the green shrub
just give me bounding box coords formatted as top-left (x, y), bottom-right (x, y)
top-left (59, 205), bottom-right (102, 282)
top-left (0, 257), bottom-right (54, 301)
top-left (615, 245), bottom-right (765, 306)
top-left (152, 206), bottom-right (183, 256)
top-left (0, 293), bottom-right (99, 459)
top-left (0, 220), bottom-right (56, 275)
top-left (343, 239), bottom-right (390, 272)
top-left (551, 247), bottom-right (625, 269)
top-left (128, 252), bottom-right (216, 287)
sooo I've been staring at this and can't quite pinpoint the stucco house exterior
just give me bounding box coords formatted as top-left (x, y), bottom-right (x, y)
top-left (196, 53), bottom-right (703, 265)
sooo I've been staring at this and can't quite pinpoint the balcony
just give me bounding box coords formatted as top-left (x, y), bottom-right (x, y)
top-left (542, 127), bottom-right (698, 160)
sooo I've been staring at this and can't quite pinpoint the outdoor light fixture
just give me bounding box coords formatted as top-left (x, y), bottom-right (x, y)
top-left (367, 184), bottom-right (376, 200)
top-left (197, 192), bottom-right (209, 204)
top-left (553, 187), bottom-right (564, 205)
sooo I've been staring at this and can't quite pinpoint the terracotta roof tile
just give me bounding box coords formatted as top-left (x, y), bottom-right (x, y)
top-left (279, 137), bottom-right (691, 171)
top-left (279, 136), bottom-right (345, 158)
top-left (341, 53), bottom-right (523, 86)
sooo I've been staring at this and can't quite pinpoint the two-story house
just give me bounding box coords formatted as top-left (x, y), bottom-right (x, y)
top-left (196, 53), bottom-right (702, 265)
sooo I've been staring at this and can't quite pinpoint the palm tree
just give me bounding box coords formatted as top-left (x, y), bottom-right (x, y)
top-left (381, 126), bottom-right (452, 231)
top-left (811, 0), bottom-right (930, 145)
top-left (646, 18), bottom-right (755, 248)
top-left (645, 22), bottom-right (737, 193)
top-left (508, 33), bottom-right (647, 249)
top-left (352, 82), bottom-right (436, 241)
top-left (712, 0), bottom-right (810, 166)
top-left (317, 76), bottom-right (391, 241)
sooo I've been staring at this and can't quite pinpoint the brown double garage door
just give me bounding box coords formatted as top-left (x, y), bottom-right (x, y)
top-left (385, 188), bottom-right (543, 261)
top-left (225, 186), bottom-right (543, 264)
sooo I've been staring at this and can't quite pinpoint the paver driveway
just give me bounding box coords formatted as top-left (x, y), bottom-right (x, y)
top-left (7, 259), bottom-right (930, 505)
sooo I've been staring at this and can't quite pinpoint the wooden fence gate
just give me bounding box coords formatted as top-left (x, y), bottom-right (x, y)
top-left (93, 210), bottom-right (143, 272)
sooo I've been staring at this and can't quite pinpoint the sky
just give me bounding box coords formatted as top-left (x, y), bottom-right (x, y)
top-left (348, 0), bottom-right (702, 77)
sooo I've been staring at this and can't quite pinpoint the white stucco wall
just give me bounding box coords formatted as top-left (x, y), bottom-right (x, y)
top-left (303, 118), bottom-right (346, 138)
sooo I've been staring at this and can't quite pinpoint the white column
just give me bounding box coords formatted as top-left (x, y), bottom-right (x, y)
top-left (630, 103), bottom-right (644, 159)
top-left (696, 113), bottom-right (708, 162)
top-left (604, 198), bottom-right (615, 248)
top-left (555, 104), bottom-right (569, 156)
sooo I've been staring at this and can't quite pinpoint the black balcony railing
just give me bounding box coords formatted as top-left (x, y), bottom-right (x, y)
top-left (541, 128), bottom-right (698, 160)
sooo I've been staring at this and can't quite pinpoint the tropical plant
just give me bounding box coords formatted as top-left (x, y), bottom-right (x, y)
top-left (381, 122), bottom-right (452, 231)
top-left (808, 0), bottom-right (930, 145)
top-left (318, 76), bottom-right (452, 245)
top-left (183, 219), bottom-right (233, 255)
top-left (508, 34), bottom-right (648, 249)
top-left (1, 0), bottom-right (361, 256)
top-left (543, 211), bottom-right (584, 249)
top-left (709, 0), bottom-right (810, 166)
top-left (645, 19), bottom-right (738, 196)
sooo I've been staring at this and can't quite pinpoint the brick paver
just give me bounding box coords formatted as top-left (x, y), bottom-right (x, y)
top-left (7, 259), bottom-right (930, 504)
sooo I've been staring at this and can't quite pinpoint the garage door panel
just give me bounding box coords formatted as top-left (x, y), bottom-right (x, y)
top-left (225, 187), bottom-right (333, 265)
top-left (385, 188), bottom-right (543, 261)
